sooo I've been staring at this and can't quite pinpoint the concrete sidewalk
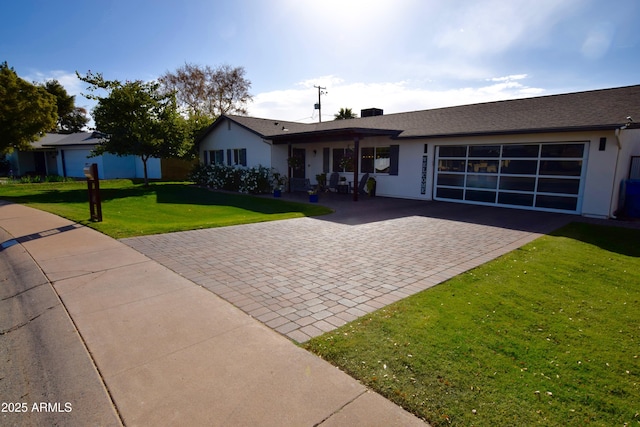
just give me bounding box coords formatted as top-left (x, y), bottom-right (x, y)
top-left (0, 201), bottom-right (427, 426)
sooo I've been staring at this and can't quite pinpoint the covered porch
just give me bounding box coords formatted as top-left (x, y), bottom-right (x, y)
top-left (271, 127), bottom-right (401, 201)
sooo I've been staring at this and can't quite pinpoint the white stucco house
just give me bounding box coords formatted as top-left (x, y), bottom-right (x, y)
top-left (7, 132), bottom-right (161, 180)
top-left (197, 85), bottom-right (640, 218)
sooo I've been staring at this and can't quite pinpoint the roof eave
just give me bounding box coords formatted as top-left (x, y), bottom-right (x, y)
top-left (195, 115), bottom-right (268, 146)
top-left (396, 124), bottom-right (625, 140)
top-left (271, 128), bottom-right (402, 144)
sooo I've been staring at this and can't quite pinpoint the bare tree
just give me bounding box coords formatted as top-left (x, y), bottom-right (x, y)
top-left (159, 63), bottom-right (253, 120)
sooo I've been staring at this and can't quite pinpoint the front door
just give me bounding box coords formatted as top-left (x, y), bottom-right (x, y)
top-left (292, 148), bottom-right (305, 179)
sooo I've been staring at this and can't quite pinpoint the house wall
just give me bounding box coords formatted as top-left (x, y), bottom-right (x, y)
top-left (199, 119), bottom-right (273, 168)
top-left (102, 153), bottom-right (136, 179)
top-left (286, 137), bottom-right (428, 197)
top-left (422, 132), bottom-right (622, 218)
top-left (56, 146), bottom-right (161, 180)
top-left (58, 147), bottom-right (95, 178)
top-left (135, 157), bottom-right (161, 180)
top-left (289, 130), bottom-right (633, 217)
top-left (610, 128), bottom-right (640, 217)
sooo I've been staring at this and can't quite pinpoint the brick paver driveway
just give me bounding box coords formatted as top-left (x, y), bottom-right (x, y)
top-left (122, 197), bottom-right (572, 342)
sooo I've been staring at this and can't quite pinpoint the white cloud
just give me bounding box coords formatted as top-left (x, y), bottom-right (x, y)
top-left (249, 75), bottom-right (545, 122)
top-left (434, 0), bottom-right (581, 56)
top-left (581, 22), bottom-right (615, 60)
top-left (25, 70), bottom-right (94, 110)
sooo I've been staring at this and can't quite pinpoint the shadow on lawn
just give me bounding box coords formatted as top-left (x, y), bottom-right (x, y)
top-left (1, 186), bottom-right (156, 204)
top-left (550, 221), bottom-right (640, 257)
top-left (153, 184), bottom-right (327, 214)
top-left (2, 183), bottom-right (328, 216)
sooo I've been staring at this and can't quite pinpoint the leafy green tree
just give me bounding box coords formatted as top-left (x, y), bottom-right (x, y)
top-left (334, 107), bottom-right (358, 120)
top-left (41, 79), bottom-right (89, 132)
top-left (60, 106), bottom-right (89, 133)
top-left (0, 62), bottom-right (57, 154)
top-left (78, 71), bottom-right (192, 185)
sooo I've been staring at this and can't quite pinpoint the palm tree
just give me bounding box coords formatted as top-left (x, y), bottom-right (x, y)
top-left (334, 107), bottom-right (358, 120)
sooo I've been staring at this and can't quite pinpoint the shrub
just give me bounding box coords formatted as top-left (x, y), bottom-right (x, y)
top-left (43, 175), bottom-right (68, 182)
top-left (189, 163), bottom-right (275, 194)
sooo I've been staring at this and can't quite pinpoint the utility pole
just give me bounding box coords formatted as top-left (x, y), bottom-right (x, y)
top-left (314, 85), bottom-right (327, 122)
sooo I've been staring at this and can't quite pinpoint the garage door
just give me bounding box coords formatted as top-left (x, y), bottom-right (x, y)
top-left (434, 142), bottom-right (587, 213)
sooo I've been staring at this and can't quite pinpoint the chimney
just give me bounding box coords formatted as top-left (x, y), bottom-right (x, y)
top-left (361, 108), bottom-right (383, 117)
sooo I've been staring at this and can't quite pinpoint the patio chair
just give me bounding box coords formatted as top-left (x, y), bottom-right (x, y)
top-left (290, 177), bottom-right (313, 192)
top-left (328, 172), bottom-right (340, 192)
top-left (358, 173), bottom-right (369, 195)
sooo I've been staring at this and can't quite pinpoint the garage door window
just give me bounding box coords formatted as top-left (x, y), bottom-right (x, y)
top-left (435, 143), bottom-right (587, 212)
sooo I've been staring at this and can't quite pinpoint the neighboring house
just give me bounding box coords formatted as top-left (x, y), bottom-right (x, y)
top-left (197, 84), bottom-right (640, 219)
top-left (7, 132), bottom-right (161, 180)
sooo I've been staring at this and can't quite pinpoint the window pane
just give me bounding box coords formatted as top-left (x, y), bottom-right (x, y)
top-left (541, 144), bottom-right (584, 158)
top-left (536, 195), bottom-right (578, 211)
top-left (502, 144), bottom-right (539, 158)
top-left (333, 148), bottom-right (354, 172)
top-left (437, 173), bottom-right (464, 187)
top-left (333, 149), bottom-right (343, 172)
top-left (538, 178), bottom-right (580, 194)
top-left (498, 192), bottom-right (534, 206)
top-left (539, 160), bottom-right (582, 176)
top-left (361, 147), bottom-right (374, 173)
top-left (439, 146), bottom-right (466, 157)
top-left (437, 187), bottom-right (464, 200)
top-left (500, 159), bottom-right (538, 174)
top-left (467, 160), bottom-right (499, 173)
top-left (438, 159), bottom-right (466, 172)
top-left (469, 145), bottom-right (500, 157)
top-left (215, 150), bottom-right (224, 164)
top-left (466, 189), bottom-right (496, 203)
top-left (499, 176), bottom-right (536, 191)
top-left (375, 146), bottom-right (390, 173)
top-left (466, 174), bottom-right (497, 189)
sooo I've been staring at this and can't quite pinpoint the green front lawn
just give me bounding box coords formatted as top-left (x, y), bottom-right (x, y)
top-left (0, 180), bottom-right (332, 238)
top-left (304, 222), bottom-right (640, 426)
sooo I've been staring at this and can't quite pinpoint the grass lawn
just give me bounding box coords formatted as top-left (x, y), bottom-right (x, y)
top-left (304, 222), bottom-right (640, 426)
top-left (0, 180), bottom-right (332, 238)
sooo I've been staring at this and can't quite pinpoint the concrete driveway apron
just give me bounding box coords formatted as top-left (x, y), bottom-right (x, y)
top-left (122, 199), bottom-right (573, 343)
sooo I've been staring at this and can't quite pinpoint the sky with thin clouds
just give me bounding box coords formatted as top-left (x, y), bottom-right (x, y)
top-left (2, 0), bottom-right (639, 124)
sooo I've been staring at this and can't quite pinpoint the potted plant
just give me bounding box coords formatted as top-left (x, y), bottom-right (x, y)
top-left (366, 176), bottom-right (376, 197)
top-left (315, 173), bottom-right (326, 192)
top-left (272, 171), bottom-right (286, 197)
top-left (339, 150), bottom-right (354, 172)
top-left (308, 188), bottom-right (319, 203)
top-left (287, 156), bottom-right (303, 171)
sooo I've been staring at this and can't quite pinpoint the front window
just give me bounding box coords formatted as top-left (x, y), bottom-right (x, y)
top-left (230, 148), bottom-right (246, 166)
top-left (333, 148), bottom-right (354, 172)
top-left (209, 150), bottom-right (224, 165)
top-left (361, 146), bottom-right (390, 173)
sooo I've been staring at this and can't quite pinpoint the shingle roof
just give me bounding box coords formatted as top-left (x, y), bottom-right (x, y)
top-left (35, 132), bottom-right (104, 147)
top-left (214, 84), bottom-right (640, 142)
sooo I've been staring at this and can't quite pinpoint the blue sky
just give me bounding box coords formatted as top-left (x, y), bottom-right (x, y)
top-left (3, 0), bottom-right (639, 123)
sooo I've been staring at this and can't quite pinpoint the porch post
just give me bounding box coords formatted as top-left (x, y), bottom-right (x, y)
top-left (353, 136), bottom-right (359, 201)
